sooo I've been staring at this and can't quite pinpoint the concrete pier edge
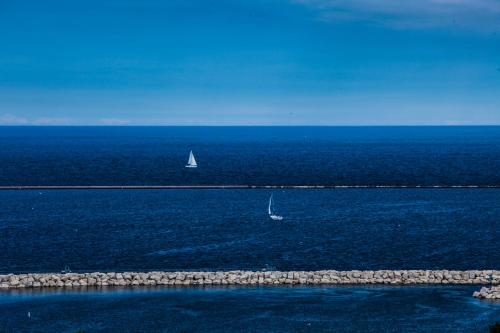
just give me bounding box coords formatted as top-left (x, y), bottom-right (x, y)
top-left (1, 185), bottom-right (500, 190)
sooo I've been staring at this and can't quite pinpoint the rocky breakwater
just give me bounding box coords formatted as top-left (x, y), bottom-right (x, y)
top-left (473, 286), bottom-right (500, 300)
top-left (0, 270), bottom-right (499, 289)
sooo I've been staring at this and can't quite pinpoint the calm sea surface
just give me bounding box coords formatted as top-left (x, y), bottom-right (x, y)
top-left (1, 286), bottom-right (499, 332)
top-left (0, 127), bottom-right (499, 272)
top-left (1, 126), bottom-right (499, 186)
top-left (1, 126), bottom-right (500, 332)
top-left (0, 189), bottom-right (499, 273)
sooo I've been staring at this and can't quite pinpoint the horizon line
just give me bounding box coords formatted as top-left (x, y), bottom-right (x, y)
top-left (0, 124), bottom-right (499, 127)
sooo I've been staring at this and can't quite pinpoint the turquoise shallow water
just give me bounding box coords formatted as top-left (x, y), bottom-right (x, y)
top-left (0, 285), bottom-right (499, 332)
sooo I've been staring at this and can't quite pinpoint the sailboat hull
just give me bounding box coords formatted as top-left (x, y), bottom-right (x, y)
top-left (185, 165), bottom-right (197, 168)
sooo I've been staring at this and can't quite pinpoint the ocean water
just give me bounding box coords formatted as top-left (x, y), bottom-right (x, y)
top-left (0, 189), bottom-right (499, 273)
top-left (2, 126), bottom-right (500, 332)
top-left (0, 286), bottom-right (499, 332)
top-left (0, 126), bottom-right (500, 186)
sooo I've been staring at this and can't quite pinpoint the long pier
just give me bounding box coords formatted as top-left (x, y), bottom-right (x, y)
top-left (0, 185), bottom-right (499, 190)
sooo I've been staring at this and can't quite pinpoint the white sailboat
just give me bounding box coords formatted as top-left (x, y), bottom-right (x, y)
top-left (185, 150), bottom-right (197, 168)
top-left (268, 194), bottom-right (283, 221)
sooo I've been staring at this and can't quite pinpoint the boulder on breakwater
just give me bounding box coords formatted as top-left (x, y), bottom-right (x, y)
top-left (0, 270), bottom-right (499, 289)
top-left (473, 286), bottom-right (500, 300)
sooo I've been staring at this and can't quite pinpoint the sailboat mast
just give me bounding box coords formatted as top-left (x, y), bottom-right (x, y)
top-left (268, 195), bottom-right (273, 215)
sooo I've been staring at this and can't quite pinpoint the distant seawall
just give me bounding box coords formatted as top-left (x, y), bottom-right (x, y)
top-left (1, 270), bottom-right (499, 291)
top-left (1, 185), bottom-right (500, 190)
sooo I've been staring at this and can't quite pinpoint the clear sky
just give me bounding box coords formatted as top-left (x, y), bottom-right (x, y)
top-left (0, 0), bottom-right (499, 125)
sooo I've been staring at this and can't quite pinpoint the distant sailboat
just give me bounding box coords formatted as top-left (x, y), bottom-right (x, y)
top-left (268, 194), bottom-right (283, 221)
top-left (185, 150), bottom-right (197, 168)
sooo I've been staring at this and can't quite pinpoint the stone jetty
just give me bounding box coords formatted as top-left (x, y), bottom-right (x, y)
top-left (473, 286), bottom-right (500, 300)
top-left (0, 270), bottom-right (499, 289)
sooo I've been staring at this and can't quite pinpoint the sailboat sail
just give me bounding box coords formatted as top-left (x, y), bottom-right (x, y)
top-left (268, 194), bottom-right (283, 221)
top-left (186, 150), bottom-right (197, 168)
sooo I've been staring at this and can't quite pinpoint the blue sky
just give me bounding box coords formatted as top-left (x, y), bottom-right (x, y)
top-left (0, 0), bottom-right (499, 125)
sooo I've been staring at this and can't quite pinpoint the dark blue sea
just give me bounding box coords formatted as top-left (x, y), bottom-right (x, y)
top-left (1, 188), bottom-right (499, 273)
top-left (1, 126), bottom-right (500, 332)
top-left (1, 126), bottom-right (500, 186)
top-left (1, 286), bottom-right (499, 333)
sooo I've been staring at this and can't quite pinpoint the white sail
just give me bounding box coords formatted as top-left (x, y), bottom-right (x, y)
top-left (186, 150), bottom-right (197, 168)
top-left (268, 194), bottom-right (283, 221)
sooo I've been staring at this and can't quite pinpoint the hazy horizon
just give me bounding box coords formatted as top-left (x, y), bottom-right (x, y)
top-left (1, 123), bottom-right (500, 127)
